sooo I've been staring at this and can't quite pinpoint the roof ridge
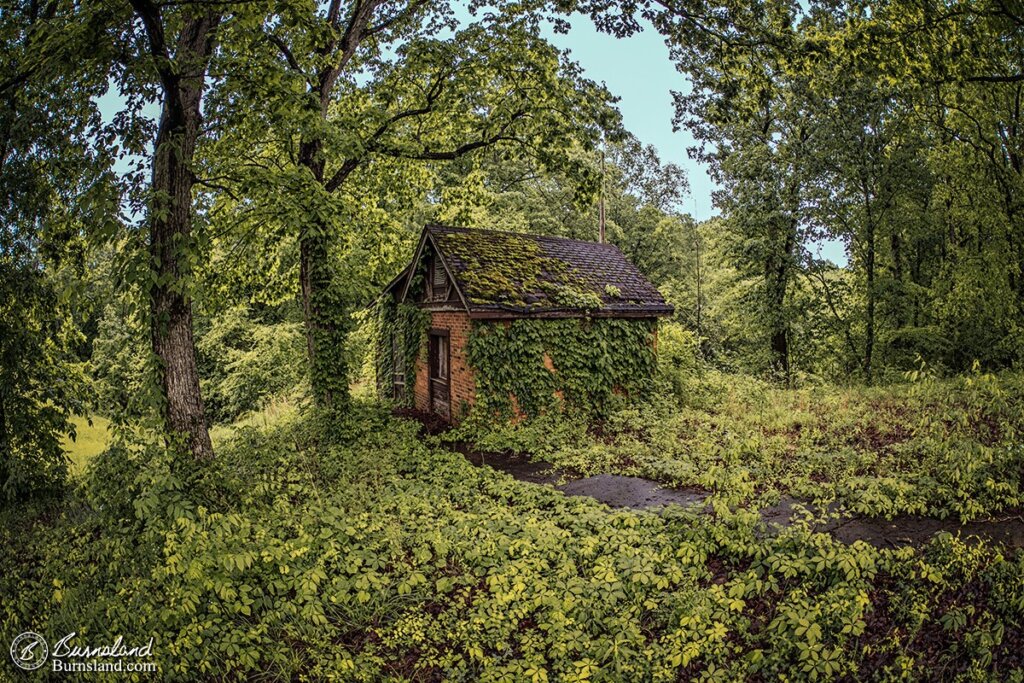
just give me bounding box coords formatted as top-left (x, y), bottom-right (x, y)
top-left (425, 223), bottom-right (619, 249)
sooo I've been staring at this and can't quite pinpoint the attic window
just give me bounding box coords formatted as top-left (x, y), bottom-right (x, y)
top-left (431, 260), bottom-right (448, 301)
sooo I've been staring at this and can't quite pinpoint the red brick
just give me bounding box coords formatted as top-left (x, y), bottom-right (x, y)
top-left (412, 311), bottom-right (476, 422)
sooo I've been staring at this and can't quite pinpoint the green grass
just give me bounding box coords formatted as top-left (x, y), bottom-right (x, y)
top-left (61, 397), bottom-right (300, 476)
top-left (62, 414), bottom-right (112, 475)
top-left (208, 395), bottom-right (299, 444)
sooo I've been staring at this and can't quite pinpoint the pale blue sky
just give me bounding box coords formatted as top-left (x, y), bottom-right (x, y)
top-left (542, 17), bottom-right (715, 221)
top-left (543, 15), bottom-right (848, 266)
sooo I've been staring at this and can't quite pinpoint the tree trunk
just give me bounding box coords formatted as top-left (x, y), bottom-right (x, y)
top-left (768, 298), bottom-right (790, 381)
top-left (0, 390), bottom-right (8, 486)
top-left (145, 15), bottom-right (218, 460)
top-left (765, 226), bottom-right (794, 383)
top-left (864, 219), bottom-right (876, 384)
top-left (890, 231), bottom-right (903, 283)
top-left (693, 223), bottom-right (703, 341)
top-left (299, 229), bottom-right (349, 409)
top-left (297, 139), bottom-right (349, 408)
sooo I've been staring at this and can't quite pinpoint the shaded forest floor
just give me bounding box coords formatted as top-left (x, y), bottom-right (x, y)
top-left (458, 445), bottom-right (1024, 549)
top-left (3, 373), bottom-right (1024, 681)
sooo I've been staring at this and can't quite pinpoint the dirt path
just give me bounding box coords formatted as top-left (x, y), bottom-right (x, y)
top-left (821, 512), bottom-right (1024, 548)
top-left (560, 474), bottom-right (708, 508)
top-left (459, 446), bottom-right (1024, 550)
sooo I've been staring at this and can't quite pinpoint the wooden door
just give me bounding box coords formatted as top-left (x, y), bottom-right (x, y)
top-left (428, 330), bottom-right (450, 420)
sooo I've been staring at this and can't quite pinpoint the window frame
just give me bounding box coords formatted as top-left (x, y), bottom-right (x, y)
top-left (430, 258), bottom-right (449, 302)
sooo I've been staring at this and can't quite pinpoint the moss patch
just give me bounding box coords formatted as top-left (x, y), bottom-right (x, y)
top-left (433, 230), bottom-right (601, 310)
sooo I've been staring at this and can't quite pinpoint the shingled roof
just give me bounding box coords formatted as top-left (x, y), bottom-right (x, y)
top-left (388, 225), bottom-right (673, 318)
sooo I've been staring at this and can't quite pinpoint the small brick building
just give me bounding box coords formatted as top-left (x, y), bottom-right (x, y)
top-left (378, 225), bottom-right (673, 422)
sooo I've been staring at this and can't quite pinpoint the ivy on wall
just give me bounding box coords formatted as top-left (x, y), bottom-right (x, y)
top-left (466, 317), bottom-right (658, 418)
top-left (374, 293), bottom-right (429, 407)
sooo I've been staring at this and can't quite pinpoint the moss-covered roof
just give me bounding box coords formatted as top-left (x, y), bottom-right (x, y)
top-left (389, 225), bottom-right (673, 318)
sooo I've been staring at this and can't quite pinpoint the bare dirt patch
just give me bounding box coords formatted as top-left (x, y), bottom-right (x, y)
top-left (559, 474), bottom-right (708, 509)
top-left (453, 444), bottom-right (561, 486)
top-left (457, 445), bottom-right (1024, 550)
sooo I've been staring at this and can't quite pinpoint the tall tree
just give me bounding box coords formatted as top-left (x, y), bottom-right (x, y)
top-left (117, 0), bottom-right (227, 458)
top-left (820, 0), bottom-right (1024, 371)
top-left (801, 60), bottom-right (920, 381)
top-left (669, 6), bottom-right (809, 380)
top-left (206, 2), bottom-right (615, 407)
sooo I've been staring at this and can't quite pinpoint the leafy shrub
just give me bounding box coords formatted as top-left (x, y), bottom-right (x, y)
top-left (1, 263), bottom-right (85, 503)
top-left (196, 306), bottom-right (307, 422)
top-left (89, 301), bottom-right (151, 419)
top-left (657, 321), bottom-right (701, 401)
top-left (4, 398), bottom-right (1024, 681)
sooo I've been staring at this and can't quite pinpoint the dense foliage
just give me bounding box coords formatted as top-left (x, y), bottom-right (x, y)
top-left (3, 399), bottom-right (1024, 681)
top-left (466, 318), bottom-right (658, 419)
top-left (3, 0), bottom-right (1024, 679)
top-left (0, 261), bottom-right (84, 502)
top-left (195, 305), bottom-right (307, 423)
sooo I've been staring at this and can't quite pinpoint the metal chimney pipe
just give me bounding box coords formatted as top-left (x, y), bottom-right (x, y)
top-left (598, 141), bottom-right (606, 243)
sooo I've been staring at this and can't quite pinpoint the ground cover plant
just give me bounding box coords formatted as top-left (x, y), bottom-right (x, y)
top-left (451, 368), bottom-right (1024, 523)
top-left (4, 0), bottom-right (1024, 679)
top-left (3, 403), bottom-right (1024, 681)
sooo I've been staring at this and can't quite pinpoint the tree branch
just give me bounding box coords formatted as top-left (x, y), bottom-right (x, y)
top-left (267, 33), bottom-right (302, 73)
top-left (128, 0), bottom-right (176, 95)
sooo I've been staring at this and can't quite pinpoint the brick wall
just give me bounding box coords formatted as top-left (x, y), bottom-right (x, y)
top-left (412, 345), bottom-right (429, 411)
top-left (412, 311), bottom-right (476, 422)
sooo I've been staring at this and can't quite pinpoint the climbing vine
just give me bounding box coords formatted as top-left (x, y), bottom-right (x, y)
top-left (373, 293), bottom-right (429, 407)
top-left (466, 317), bottom-right (658, 418)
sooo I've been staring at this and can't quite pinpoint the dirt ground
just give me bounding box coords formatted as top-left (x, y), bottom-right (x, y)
top-left (560, 474), bottom-right (709, 508)
top-left (457, 446), bottom-right (562, 485)
top-left (823, 511), bottom-right (1024, 548)
top-left (457, 445), bottom-right (1024, 550)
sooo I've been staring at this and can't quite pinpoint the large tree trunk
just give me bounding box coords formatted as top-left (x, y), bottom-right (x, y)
top-left (297, 139), bottom-right (349, 408)
top-left (141, 10), bottom-right (220, 460)
top-left (299, 230), bottom-right (349, 409)
top-left (286, 0), bottom-right (392, 409)
top-left (149, 86), bottom-right (213, 460)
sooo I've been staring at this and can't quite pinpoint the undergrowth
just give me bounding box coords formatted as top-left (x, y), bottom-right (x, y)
top-left (449, 370), bottom-right (1024, 521)
top-left (1, 399), bottom-right (1023, 681)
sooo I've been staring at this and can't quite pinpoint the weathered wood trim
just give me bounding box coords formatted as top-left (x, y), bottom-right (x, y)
top-left (467, 308), bottom-right (672, 320)
top-left (427, 328), bottom-right (452, 421)
top-left (420, 303), bottom-right (466, 312)
top-left (397, 230), bottom-right (430, 303)
top-left (426, 233), bottom-right (472, 314)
